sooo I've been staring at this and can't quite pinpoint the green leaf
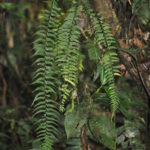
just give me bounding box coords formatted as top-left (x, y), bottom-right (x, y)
top-left (88, 46), bottom-right (101, 61)
top-left (0, 3), bottom-right (15, 11)
top-left (100, 66), bottom-right (107, 85)
top-left (64, 104), bottom-right (88, 139)
top-left (89, 115), bottom-right (116, 150)
top-left (93, 64), bottom-right (101, 82)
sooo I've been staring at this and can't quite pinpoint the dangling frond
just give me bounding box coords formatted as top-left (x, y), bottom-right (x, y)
top-left (56, 2), bottom-right (83, 112)
top-left (102, 51), bottom-right (120, 113)
top-left (82, 0), bottom-right (120, 113)
top-left (32, 0), bottom-right (61, 149)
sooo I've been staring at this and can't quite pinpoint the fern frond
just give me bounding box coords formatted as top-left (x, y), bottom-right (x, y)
top-left (102, 51), bottom-right (120, 113)
top-left (82, 0), bottom-right (120, 113)
top-left (32, 0), bottom-right (61, 149)
top-left (56, 3), bottom-right (82, 112)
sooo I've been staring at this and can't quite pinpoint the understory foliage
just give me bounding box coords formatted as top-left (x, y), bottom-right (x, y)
top-left (32, 0), bottom-right (146, 150)
top-left (0, 0), bottom-right (149, 149)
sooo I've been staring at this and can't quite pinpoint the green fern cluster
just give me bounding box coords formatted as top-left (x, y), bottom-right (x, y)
top-left (32, 0), bottom-right (120, 149)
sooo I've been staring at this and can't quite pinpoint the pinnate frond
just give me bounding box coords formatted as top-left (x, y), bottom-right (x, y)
top-left (32, 1), bottom-right (61, 149)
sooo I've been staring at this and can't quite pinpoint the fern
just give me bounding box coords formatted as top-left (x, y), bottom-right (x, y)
top-left (32, 0), bottom-right (121, 149)
top-left (56, 2), bottom-right (82, 112)
top-left (81, 0), bottom-right (120, 114)
top-left (32, 1), bottom-right (61, 149)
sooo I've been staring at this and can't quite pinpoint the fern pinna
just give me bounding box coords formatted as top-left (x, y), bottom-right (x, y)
top-left (32, 0), bottom-right (61, 149)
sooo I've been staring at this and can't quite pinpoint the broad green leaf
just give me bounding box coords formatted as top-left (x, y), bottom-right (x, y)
top-left (89, 115), bottom-right (116, 150)
top-left (64, 104), bottom-right (88, 139)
